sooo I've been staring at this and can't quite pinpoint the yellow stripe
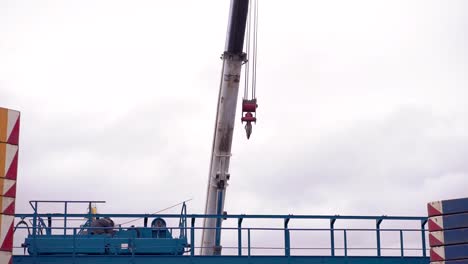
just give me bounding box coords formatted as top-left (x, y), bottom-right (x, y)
top-left (0, 143), bottom-right (5, 177)
top-left (0, 108), bottom-right (7, 143)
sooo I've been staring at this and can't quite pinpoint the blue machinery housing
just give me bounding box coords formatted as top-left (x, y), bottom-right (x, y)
top-left (13, 201), bottom-right (430, 264)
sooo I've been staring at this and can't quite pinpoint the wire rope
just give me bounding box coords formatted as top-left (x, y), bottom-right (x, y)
top-left (252, 0), bottom-right (259, 99)
top-left (244, 0), bottom-right (252, 100)
top-left (118, 198), bottom-right (193, 226)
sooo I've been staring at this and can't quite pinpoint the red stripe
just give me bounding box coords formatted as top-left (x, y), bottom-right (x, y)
top-left (428, 218), bottom-right (442, 231)
top-left (2, 201), bottom-right (15, 215)
top-left (0, 222), bottom-right (14, 251)
top-left (428, 203), bottom-right (442, 217)
top-left (7, 117), bottom-right (19, 145)
top-left (3, 182), bottom-right (16, 198)
top-left (429, 233), bottom-right (443, 247)
top-left (4, 151), bottom-right (18, 180)
top-left (430, 248), bottom-right (444, 261)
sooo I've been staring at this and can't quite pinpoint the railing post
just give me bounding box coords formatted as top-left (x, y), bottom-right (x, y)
top-left (284, 218), bottom-right (290, 257)
top-left (190, 218), bottom-right (195, 256)
top-left (248, 228), bottom-right (251, 257)
top-left (344, 229), bottom-right (347, 257)
top-left (421, 219), bottom-right (427, 257)
top-left (87, 202), bottom-right (92, 224)
top-left (32, 201), bottom-right (38, 258)
top-left (238, 218), bottom-right (243, 256)
top-left (32, 201), bottom-right (38, 236)
top-left (330, 218), bottom-right (336, 256)
top-left (47, 216), bottom-right (52, 235)
top-left (400, 230), bottom-right (404, 257)
top-left (73, 228), bottom-right (76, 259)
top-left (376, 218), bottom-right (383, 257)
top-left (64, 202), bottom-right (68, 235)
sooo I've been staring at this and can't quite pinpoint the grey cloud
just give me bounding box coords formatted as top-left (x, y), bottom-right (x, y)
top-left (228, 106), bottom-right (468, 215)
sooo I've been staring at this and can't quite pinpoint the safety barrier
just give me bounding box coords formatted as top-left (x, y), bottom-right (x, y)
top-left (13, 201), bottom-right (429, 259)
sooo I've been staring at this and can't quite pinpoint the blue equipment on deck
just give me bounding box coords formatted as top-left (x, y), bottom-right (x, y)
top-left (13, 200), bottom-right (430, 264)
top-left (18, 201), bottom-right (188, 256)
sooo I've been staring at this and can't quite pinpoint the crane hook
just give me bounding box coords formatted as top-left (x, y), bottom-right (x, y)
top-left (245, 121), bottom-right (252, 139)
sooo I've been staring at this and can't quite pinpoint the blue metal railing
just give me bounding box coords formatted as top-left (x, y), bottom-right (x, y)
top-left (14, 213), bottom-right (429, 257)
top-left (13, 200), bottom-right (429, 258)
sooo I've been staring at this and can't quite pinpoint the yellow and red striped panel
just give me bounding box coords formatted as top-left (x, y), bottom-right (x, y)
top-left (0, 143), bottom-right (18, 216)
top-left (0, 143), bottom-right (18, 181)
top-left (0, 107), bottom-right (18, 259)
top-left (0, 178), bottom-right (15, 198)
top-left (0, 108), bottom-right (20, 146)
top-left (0, 197), bottom-right (14, 216)
top-left (0, 195), bottom-right (15, 253)
top-left (0, 214), bottom-right (14, 251)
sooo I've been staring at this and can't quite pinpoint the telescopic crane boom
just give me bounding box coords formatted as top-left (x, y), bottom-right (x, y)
top-left (200, 0), bottom-right (250, 256)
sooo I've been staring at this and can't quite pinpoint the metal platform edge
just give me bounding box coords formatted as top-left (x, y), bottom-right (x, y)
top-left (14, 255), bottom-right (430, 264)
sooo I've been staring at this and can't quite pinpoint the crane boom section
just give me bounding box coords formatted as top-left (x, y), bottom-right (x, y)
top-left (201, 0), bottom-right (249, 256)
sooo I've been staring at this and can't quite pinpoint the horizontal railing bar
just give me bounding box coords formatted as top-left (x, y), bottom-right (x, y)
top-left (15, 213), bottom-right (427, 221)
top-left (14, 226), bottom-right (427, 232)
top-left (12, 245), bottom-right (426, 250)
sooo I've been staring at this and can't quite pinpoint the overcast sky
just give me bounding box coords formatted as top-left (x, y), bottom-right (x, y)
top-left (1, 0), bottom-right (468, 255)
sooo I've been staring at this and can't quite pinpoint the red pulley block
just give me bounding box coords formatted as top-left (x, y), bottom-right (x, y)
top-left (241, 99), bottom-right (257, 123)
top-left (241, 99), bottom-right (258, 139)
top-left (242, 99), bottom-right (257, 112)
